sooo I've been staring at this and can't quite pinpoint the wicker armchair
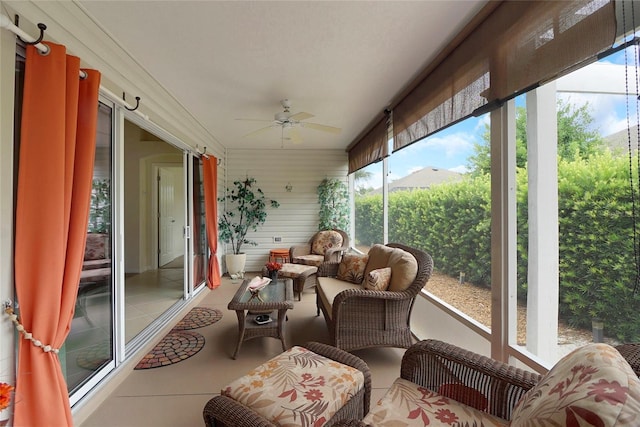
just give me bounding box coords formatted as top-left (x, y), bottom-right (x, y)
top-left (316, 243), bottom-right (433, 352)
top-left (203, 341), bottom-right (371, 427)
top-left (335, 339), bottom-right (542, 427)
top-left (290, 229), bottom-right (349, 267)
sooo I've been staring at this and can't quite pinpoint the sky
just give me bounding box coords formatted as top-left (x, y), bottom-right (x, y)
top-left (358, 46), bottom-right (640, 190)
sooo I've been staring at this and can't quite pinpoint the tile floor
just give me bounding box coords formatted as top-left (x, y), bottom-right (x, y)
top-left (124, 267), bottom-right (185, 341)
top-left (78, 274), bottom-right (404, 427)
top-left (65, 266), bottom-right (185, 392)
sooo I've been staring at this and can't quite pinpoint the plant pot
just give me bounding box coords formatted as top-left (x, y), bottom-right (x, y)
top-left (225, 253), bottom-right (246, 277)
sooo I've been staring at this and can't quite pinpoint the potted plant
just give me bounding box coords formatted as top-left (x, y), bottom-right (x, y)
top-left (218, 177), bottom-right (280, 276)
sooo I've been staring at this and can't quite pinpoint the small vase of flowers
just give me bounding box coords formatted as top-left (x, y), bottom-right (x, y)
top-left (265, 261), bottom-right (282, 283)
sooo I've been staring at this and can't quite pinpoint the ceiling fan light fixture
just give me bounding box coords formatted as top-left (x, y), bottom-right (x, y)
top-left (275, 111), bottom-right (290, 122)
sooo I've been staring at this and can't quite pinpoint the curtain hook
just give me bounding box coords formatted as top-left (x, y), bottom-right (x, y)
top-left (15, 20), bottom-right (46, 46)
top-left (122, 92), bottom-right (141, 112)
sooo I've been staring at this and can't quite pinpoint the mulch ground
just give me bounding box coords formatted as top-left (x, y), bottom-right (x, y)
top-left (424, 271), bottom-right (602, 346)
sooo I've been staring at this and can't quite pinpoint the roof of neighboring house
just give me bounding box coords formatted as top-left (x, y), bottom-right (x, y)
top-left (370, 166), bottom-right (463, 194)
top-left (603, 127), bottom-right (640, 156)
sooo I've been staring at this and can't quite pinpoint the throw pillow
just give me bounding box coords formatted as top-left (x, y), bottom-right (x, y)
top-left (311, 230), bottom-right (343, 255)
top-left (336, 253), bottom-right (369, 284)
top-left (363, 267), bottom-right (392, 291)
top-left (510, 343), bottom-right (640, 425)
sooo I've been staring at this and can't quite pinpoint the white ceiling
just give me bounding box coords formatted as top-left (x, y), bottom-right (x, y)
top-left (79, 1), bottom-right (486, 151)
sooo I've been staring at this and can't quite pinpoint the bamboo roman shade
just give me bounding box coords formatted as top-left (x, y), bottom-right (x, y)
top-left (392, 0), bottom-right (617, 153)
top-left (348, 116), bottom-right (388, 174)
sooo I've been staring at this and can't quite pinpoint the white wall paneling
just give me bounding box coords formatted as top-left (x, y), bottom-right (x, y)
top-left (223, 148), bottom-right (348, 272)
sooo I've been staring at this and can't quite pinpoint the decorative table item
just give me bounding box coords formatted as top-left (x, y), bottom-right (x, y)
top-left (265, 261), bottom-right (282, 283)
top-left (246, 276), bottom-right (271, 301)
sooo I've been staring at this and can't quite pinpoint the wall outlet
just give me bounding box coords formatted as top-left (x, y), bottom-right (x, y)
top-left (273, 236), bottom-right (282, 243)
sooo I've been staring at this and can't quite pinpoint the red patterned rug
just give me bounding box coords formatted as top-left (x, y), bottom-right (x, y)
top-left (172, 307), bottom-right (222, 330)
top-left (134, 330), bottom-right (205, 369)
top-left (133, 307), bottom-right (222, 370)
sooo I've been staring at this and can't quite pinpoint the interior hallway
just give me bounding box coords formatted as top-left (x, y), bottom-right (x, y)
top-left (78, 274), bottom-right (404, 426)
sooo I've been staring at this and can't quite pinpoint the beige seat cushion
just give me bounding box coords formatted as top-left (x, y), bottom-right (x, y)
top-left (364, 244), bottom-right (418, 291)
top-left (363, 377), bottom-right (508, 427)
top-left (317, 277), bottom-right (361, 320)
top-left (511, 342), bottom-right (640, 426)
top-left (223, 345), bottom-right (364, 426)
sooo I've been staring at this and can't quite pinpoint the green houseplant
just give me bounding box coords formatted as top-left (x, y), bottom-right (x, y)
top-left (317, 178), bottom-right (349, 231)
top-left (218, 177), bottom-right (279, 274)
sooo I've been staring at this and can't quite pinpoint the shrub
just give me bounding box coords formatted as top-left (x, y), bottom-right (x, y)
top-left (355, 153), bottom-right (640, 341)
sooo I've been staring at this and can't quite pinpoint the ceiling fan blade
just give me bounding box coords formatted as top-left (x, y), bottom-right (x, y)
top-left (243, 126), bottom-right (274, 138)
top-left (289, 111), bottom-right (314, 121)
top-left (300, 122), bottom-right (342, 134)
top-left (288, 128), bottom-right (303, 144)
top-left (235, 118), bottom-right (273, 122)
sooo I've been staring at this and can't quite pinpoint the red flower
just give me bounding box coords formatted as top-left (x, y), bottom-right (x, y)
top-left (587, 379), bottom-right (628, 405)
top-left (265, 261), bottom-right (282, 272)
top-left (435, 408), bottom-right (459, 425)
top-left (0, 382), bottom-right (14, 412)
top-left (304, 389), bottom-right (324, 401)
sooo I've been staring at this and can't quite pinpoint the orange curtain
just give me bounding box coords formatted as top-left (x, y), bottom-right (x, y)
top-left (13, 43), bottom-right (100, 426)
top-left (203, 156), bottom-right (221, 289)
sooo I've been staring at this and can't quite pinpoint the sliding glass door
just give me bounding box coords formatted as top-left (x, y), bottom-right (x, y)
top-left (123, 120), bottom-right (185, 343)
top-left (65, 101), bottom-right (115, 393)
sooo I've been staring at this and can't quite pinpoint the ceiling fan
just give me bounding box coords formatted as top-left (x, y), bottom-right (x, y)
top-left (236, 99), bottom-right (341, 143)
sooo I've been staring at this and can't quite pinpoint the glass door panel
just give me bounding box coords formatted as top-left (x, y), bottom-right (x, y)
top-left (66, 101), bottom-right (114, 392)
top-left (123, 120), bottom-right (184, 342)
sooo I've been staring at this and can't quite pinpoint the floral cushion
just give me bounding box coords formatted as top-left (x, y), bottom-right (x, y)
top-left (511, 343), bottom-right (640, 426)
top-left (336, 253), bottom-right (369, 284)
top-left (292, 254), bottom-right (325, 267)
top-left (363, 267), bottom-right (392, 291)
top-left (311, 230), bottom-right (344, 256)
top-left (222, 346), bottom-right (364, 426)
top-left (363, 377), bottom-right (509, 427)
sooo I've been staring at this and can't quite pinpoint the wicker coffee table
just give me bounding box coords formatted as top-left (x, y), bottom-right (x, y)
top-left (228, 277), bottom-right (294, 359)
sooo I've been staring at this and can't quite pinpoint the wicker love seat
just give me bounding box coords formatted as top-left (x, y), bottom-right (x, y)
top-left (338, 339), bottom-right (640, 427)
top-left (316, 243), bottom-right (433, 352)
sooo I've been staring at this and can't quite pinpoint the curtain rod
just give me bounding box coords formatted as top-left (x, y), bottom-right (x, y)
top-left (1, 13), bottom-right (218, 160)
top-left (0, 14), bottom-right (147, 119)
top-left (0, 13), bottom-right (88, 79)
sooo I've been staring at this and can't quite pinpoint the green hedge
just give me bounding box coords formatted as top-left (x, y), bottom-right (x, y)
top-left (355, 153), bottom-right (640, 341)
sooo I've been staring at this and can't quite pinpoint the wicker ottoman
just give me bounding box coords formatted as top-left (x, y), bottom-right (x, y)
top-left (203, 341), bottom-right (371, 427)
top-left (263, 263), bottom-right (318, 301)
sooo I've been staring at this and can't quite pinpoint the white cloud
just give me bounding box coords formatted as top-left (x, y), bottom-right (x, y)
top-left (396, 131), bottom-right (477, 158)
top-left (449, 165), bottom-right (469, 174)
top-left (416, 132), bottom-right (476, 159)
top-left (558, 92), bottom-right (636, 137)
